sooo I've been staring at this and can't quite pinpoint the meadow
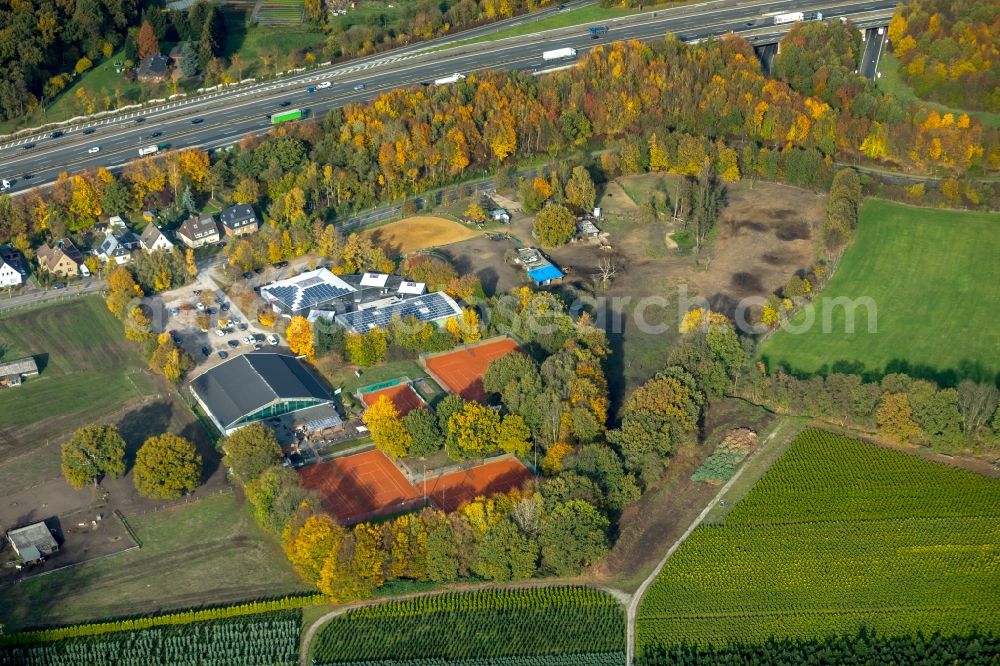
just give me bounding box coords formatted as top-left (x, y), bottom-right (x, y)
top-left (758, 200), bottom-right (1000, 384)
top-left (0, 297), bottom-right (159, 456)
top-left (636, 429), bottom-right (1000, 653)
top-left (0, 493), bottom-right (309, 631)
top-left (311, 587), bottom-right (625, 664)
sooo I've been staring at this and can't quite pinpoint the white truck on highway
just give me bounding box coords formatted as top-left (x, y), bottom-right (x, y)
top-left (138, 145), bottom-right (159, 156)
top-left (543, 47), bottom-right (577, 61)
top-left (0, 179), bottom-right (11, 191)
top-left (434, 73), bottom-right (466, 85)
top-left (773, 11), bottom-right (804, 24)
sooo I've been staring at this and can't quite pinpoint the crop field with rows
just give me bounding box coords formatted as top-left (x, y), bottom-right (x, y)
top-left (637, 429), bottom-right (1000, 652)
top-left (313, 587), bottom-right (624, 663)
top-left (0, 611), bottom-right (300, 666)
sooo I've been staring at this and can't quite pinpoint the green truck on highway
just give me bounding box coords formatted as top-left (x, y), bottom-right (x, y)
top-left (270, 108), bottom-right (304, 124)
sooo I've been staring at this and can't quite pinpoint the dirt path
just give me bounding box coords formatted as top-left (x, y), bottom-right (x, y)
top-left (623, 419), bottom-right (792, 665)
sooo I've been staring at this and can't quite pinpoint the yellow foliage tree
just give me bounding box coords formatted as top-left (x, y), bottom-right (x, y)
top-left (363, 395), bottom-right (412, 458)
top-left (286, 316), bottom-right (314, 360)
top-left (283, 514), bottom-right (344, 586)
top-left (445, 308), bottom-right (480, 344)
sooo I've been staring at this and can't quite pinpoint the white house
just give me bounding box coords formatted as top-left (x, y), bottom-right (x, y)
top-left (96, 230), bottom-right (141, 265)
top-left (0, 257), bottom-right (22, 287)
top-left (139, 224), bottom-right (175, 253)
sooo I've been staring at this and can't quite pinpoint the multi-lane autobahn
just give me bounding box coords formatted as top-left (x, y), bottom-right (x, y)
top-left (0, 0), bottom-right (894, 194)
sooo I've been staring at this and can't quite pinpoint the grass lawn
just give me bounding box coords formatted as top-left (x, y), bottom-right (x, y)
top-left (877, 52), bottom-right (1000, 130)
top-left (224, 15), bottom-right (326, 78)
top-left (758, 200), bottom-right (1000, 385)
top-left (0, 296), bottom-right (159, 458)
top-left (636, 429), bottom-right (1000, 652)
top-left (316, 357), bottom-right (430, 396)
top-left (0, 492), bottom-right (309, 631)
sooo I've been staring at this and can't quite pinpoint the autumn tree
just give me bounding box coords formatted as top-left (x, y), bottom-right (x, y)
top-left (246, 466), bottom-right (309, 534)
top-left (876, 392), bottom-right (922, 445)
top-left (221, 422), bottom-right (282, 484)
top-left (61, 424), bottom-right (126, 489)
top-left (149, 333), bottom-right (195, 383)
top-left (363, 395), bottom-right (412, 458)
top-left (133, 433), bottom-right (202, 499)
top-left (498, 414), bottom-right (532, 456)
top-left (564, 166), bottom-right (596, 214)
top-left (345, 328), bottom-right (388, 367)
top-left (445, 307), bottom-right (481, 344)
top-left (185, 248), bottom-right (198, 277)
top-left (286, 316), bottom-right (315, 360)
top-left (106, 266), bottom-right (142, 319)
top-left (283, 513), bottom-right (345, 587)
top-left (465, 202), bottom-right (487, 223)
top-left (533, 204), bottom-right (576, 247)
top-left (448, 401), bottom-right (501, 458)
top-left (137, 20), bottom-right (159, 59)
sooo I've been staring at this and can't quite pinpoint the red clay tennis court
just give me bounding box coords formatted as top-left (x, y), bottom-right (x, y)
top-left (299, 450), bottom-right (422, 524)
top-left (361, 384), bottom-right (425, 417)
top-left (423, 338), bottom-right (523, 402)
top-left (423, 457), bottom-right (533, 513)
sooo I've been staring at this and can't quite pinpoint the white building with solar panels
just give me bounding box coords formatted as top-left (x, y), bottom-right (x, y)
top-left (263, 268), bottom-right (463, 333)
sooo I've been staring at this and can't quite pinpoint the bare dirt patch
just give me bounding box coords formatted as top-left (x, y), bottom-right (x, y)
top-left (362, 216), bottom-right (480, 256)
top-left (438, 235), bottom-right (526, 296)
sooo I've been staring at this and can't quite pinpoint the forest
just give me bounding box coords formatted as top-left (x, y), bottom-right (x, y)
top-left (0, 0), bottom-right (148, 122)
top-left (888, 0), bottom-right (999, 113)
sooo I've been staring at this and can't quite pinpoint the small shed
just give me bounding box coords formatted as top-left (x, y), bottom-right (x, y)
top-left (489, 208), bottom-right (511, 224)
top-left (0, 356), bottom-right (39, 387)
top-left (527, 264), bottom-right (565, 286)
top-left (7, 521), bottom-right (59, 564)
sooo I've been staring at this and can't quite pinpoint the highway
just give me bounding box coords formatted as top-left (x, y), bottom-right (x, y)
top-left (0, 0), bottom-right (895, 194)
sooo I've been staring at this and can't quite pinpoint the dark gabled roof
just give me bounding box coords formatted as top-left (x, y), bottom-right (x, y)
top-left (139, 224), bottom-right (169, 247)
top-left (219, 204), bottom-right (258, 229)
top-left (137, 53), bottom-right (168, 77)
top-left (178, 215), bottom-right (218, 240)
top-left (190, 353), bottom-right (331, 429)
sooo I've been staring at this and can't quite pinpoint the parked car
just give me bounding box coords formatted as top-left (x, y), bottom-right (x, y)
top-left (238, 323), bottom-right (249, 331)
top-left (53, 282), bottom-right (66, 289)
top-left (169, 307), bottom-right (180, 316)
top-left (227, 340), bottom-right (239, 348)
top-left (201, 346), bottom-right (211, 356)
top-left (253, 267), bottom-right (263, 274)
top-left (215, 329), bottom-right (225, 337)
top-left (196, 302), bottom-right (206, 311)
top-left (220, 302), bottom-right (230, 311)
top-left (272, 260), bottom-right (288, 268)
top-left (243, 271), bottom-right (253, 279)
top-left (241, 336), bottom-right (253, 345)
top-left (193, 288), bottom-right (202, 295)
top-left (218, 350), bottom-right (229, 359)
top-left (253, 343), bottom-right (263, 351)
top-left (267, 334), bottom-right (279, 346)
top-left (206, 307), bottom-right (217, 315)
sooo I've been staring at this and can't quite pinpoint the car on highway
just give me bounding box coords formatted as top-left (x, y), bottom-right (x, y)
top-left (191, 118), bottom-right (204, 124)
top-left (88, 146), bottom-right (100, 154)
top-left (150, 131), bottom-right (161, 138)
top-left (23, 143), bottom-right (35, 150)
top-left (306, 86), bottom-right (316, 93)
top-left (50, 130), bottom-right (63, 138)
top-left (82, 127), bottom-right (95, 134)
top-left (134, 117), bottom-right (145, 123)
top-left (218, 350), bottom-right (229, 359)
top-left (279, 101), bottom-right (291, 107)
top-left (21, 173), bottom-right (32, 180)
top-left (353, 83), bottom-right (365, 91)
top-left (316, 81), bottom-right (332, 89)
top-left (267, 334), bottom-right (279, 346)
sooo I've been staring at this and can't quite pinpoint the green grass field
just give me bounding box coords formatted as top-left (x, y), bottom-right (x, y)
top-left (877, 52), bottom-right (1000, 130)
top-left (636, 429), bottom-right (1000, 652)
top-left (0, 297), bottom-right (159, 456)
top-left (0, 492), bottom-right (309, 631)
top-left (758, 200), bottom-right (1000, 384)
top-left (311, 587), bottom-right (624, 664)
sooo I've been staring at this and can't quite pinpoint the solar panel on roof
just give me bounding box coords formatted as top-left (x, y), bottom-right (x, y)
top-left (336, 293), bottom-right (461, 333)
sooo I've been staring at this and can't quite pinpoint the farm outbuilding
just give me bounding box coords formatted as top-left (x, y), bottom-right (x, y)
top-left (0, 356), bottom-right (39, 387)
top-left (7, 521), bottom-right (59, 564)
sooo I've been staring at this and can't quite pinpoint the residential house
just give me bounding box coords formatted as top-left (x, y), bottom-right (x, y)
top-left (139, 224), bottom-right (174, 253)
top-left (0, 256), bottom-right (23, 288)
top-left (177, 215), bottom-right (220, 249)
top-left (0, 356), bottom-right (39, 387)
top-left (219, 204), bottom-right (259, 237)
top-left (36, 239), bottom-right (85, 278)
top-left (96, 229), bottom-right (141, 265)
top-left (136, 53), bottom-right (169, 83)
